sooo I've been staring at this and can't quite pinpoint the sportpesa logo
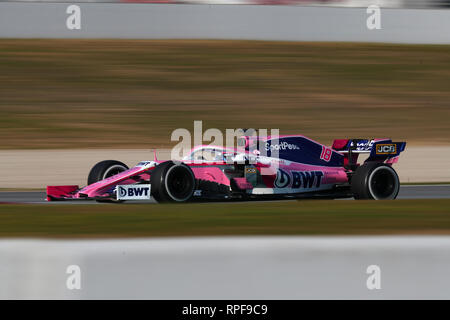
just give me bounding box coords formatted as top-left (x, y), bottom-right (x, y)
top-left (274, 169), bottom-right (324, 189)
top-left (265, 142), bottom-right (300, 152)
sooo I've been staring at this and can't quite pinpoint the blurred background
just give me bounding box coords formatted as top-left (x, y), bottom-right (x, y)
top-left (1, 0), bottom-right (449, 183)
top-left (1, 40), bottom-right (449, 150)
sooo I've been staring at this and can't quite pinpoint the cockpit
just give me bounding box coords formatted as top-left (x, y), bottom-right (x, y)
top-left (183, 147), bottom-right (237, 163)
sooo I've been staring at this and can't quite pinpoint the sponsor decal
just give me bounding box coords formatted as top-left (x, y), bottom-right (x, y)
top-left (351, 140), bottom-right (375, 151)
top-left (117, 184), bottom-right (151, 200)
top-left (274, 169), bottom-right (290, 188)
top-left (265, 141), bottom-right (300, 152)
top-left (245, 166), bottom-right (258, 187)
top-left (193, 190), bottom-right (202, 196)
top-left (320, 146), bottom-right (333, 162)
top-left (375, 144), bottom-right (397, 155)
top-left (245, 167), bottom-right (257, 174)
top-left (274, 169), bottom-right (324, 189)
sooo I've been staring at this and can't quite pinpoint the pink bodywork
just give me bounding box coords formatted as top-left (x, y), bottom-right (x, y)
top-left (47, 165), bottom-right (153, 200)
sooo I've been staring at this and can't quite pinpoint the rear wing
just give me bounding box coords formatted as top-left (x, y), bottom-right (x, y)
top-left (332, 139), bottom-right (406, 168)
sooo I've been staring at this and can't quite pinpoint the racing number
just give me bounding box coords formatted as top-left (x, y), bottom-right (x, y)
top-left (320, 146), bottom-right (332, 162)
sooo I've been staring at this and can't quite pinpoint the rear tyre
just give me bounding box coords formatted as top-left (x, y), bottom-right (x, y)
top-left (87, 160), bottom-right (129, 185)
top-left (150, 161), bottom-right (196, 203)
top-left (351, 162), bottom-right (400, 200)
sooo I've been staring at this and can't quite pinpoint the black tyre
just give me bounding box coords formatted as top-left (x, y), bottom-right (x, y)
top-left (351, 162), bottom-right (400, 200)
top-left (150, 161), bottom-right (196, 203)
top-left (87, 160), bottom-right (129, 185)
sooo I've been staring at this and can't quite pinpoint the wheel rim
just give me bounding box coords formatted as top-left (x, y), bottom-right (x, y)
top-left (102, 165), bottom-right (128, 180)
top-left (368, 166), bottom-right (399, 200)
top-left (165, 165), bottom-right (194, 202)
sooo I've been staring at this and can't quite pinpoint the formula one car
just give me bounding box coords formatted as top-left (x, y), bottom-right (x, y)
top-left (46, 135), bottom-right (406, 202)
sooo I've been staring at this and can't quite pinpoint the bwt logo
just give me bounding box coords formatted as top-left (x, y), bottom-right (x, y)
top-left (376, 144), bottom-right (396, 155)
top-left (119, 186), bottom-right (149, 197)
top-left (117, 185), bottom-right (151, 200)
top-left (274, 169), bottom-right (324, 189)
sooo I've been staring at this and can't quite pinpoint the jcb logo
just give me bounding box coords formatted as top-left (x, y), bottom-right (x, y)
top-left (376, 144), bottom-right (396, 155)
top-left (245, 167), bottom-right (257, 174)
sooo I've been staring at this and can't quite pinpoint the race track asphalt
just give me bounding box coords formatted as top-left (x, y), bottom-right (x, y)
top-left (0, 185), bottom-right (449, 204)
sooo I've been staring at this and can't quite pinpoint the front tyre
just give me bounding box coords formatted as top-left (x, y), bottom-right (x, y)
top-left (87, 160), bottom-right (129, 203)
top-left (351, 163), bottom-right (400, 200)
top-left (87, 160), bottom-right (129, 185)
top-left (150, 161), bottom-right (196, 203)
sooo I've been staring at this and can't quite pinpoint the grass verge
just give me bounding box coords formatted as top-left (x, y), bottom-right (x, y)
top-left (0, 199), bottom-right (449, 238)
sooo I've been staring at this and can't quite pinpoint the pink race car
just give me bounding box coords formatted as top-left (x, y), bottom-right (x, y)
top-left (46, 135), bottom-right (406, 202)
